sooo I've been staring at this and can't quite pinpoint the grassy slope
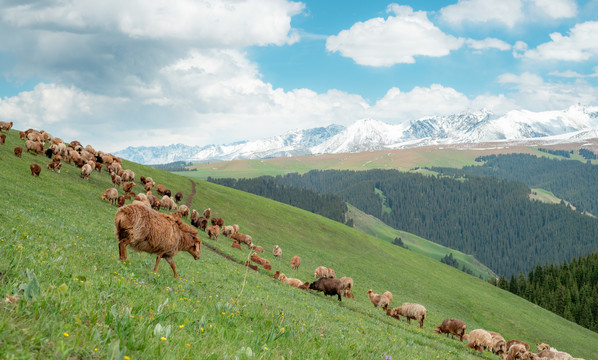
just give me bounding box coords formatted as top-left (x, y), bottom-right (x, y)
top-left (1, 129), bottom-right (597, 359)
top-left (346, 204), bottom-right (497, 280)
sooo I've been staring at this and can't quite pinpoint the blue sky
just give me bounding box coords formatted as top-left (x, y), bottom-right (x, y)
top-left (0, 0), bottom-right (597, 152)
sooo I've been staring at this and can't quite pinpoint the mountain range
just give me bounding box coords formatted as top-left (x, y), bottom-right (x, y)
top-left (115, 104), bottom-right (598, 164)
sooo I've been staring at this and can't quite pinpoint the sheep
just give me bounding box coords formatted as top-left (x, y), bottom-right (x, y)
top-left (47, 161), bottom-right (62, 173)
top-left (114, 202), bottom-right (202, 278)
top-left (465, 329), bottom-right (494, 353)
top-left (25, 140), bottom-right (44, 155)
top-left (111, 173), bottom-right (122, 187)
top-left (272, 245), bottom-right (282, 259)
top-left (135, 193), bottom-right (148, 202)
top-left (102, 188), bottom-right (119, 205)
top-left (393, 303), bottom-right (427, 328)
top-left (222, 225), bottom-right (235, 237)
top-left (535, 343), bottom-right (578, 360)
top-left (298, 282), bottom-right (310, 291)
top-left (367, 289), bottom-right (390, 310)
top-left (14, 147), bottom-right (23, 157)
top-left (177, 204), bottom-right (189, 218)
top-left (44, 148), bottom-right (53, 159)
top-left (19, 131), bottom-right (26, 140)
top-left (80, 163), bottom-right (93, 180)
top-left (175, 192), bottom-right (183, 203)
top-left (30, 163), bottom-right (41, 177)
top-left (250, 253), bottom-right (271, 270)
top-left (192, 217), bottom-right (208, 231)
top-left (121, 169), bottom-right (135, 182)
top-left (488, 331), bottom-right (508, 356)
top-left (160, 195), bottom-right (178, 211)
top-left (309, 278), bottom-right (345, 301)
top-left (0, 121), bottom-right (13, 132)
top-left (144, 181), bottom-right (154, 192)
top-left (340, 277), bottom-right (353, 297)
top-left (507, 340), bottom-right (530, 352)
top-left (290, 255), bottom-right (301, 270)
top-left (273, 270), bottom-right (281, 280)
top-left (156, 184), bottom-right (166, 196)
top-left (211, 217), bottom-right (224, 228)
top-left (231, 233), bottom-right (252, 248)
top-left (435, 318), bottom-right (467, 341)
top-left (117, 196), bottom-right (126, 207)
top-left (314, 266), bottom-right (330, 278)
top-left (505, 344), bottom-right (527, 359)
top-left (284, 278), bottom-right (304, 288)
top-left (123, 181), bottom-right (135, 194)
top-left (0, 134), bottom-right (5, 145)
top-left (231, 241), bottom-right (242, 250)
top-left (232, 224), bottom-right (239, 233)
top-left (52, 154), bottom-right (62, 163)
top-left (190, 209), bottom-right (200, 223)
top-left (203, 208), bottom-right (211, 218)
top-left (95, 162), bottom-right (103, 172)
top-left (206, 225), bottom-right (220, 240)
top-left (383, 291), bottom-right (393, 305)
top-left (250, 244), bottom-right (264, 253)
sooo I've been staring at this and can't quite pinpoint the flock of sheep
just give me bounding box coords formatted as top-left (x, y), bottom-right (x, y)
top-left (1, 121), bottom-right (585, 360)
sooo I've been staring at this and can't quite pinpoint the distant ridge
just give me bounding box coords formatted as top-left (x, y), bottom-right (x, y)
top-left (115, 105), bottom-right (598, 164)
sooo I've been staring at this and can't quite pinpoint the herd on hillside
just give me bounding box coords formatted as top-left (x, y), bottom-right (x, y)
top-left (0, 120), bottom-right (586, 360)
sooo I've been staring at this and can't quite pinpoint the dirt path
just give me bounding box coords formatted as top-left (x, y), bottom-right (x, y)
top-left (186, 178), bottom-right (196, 208)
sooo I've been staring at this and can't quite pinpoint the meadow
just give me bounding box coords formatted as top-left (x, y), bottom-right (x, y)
top-left (1, 128), bottom-right (597, 359)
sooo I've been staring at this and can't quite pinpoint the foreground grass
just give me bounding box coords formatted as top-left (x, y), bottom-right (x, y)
top-left (1, 128), bottom-right (597, 359)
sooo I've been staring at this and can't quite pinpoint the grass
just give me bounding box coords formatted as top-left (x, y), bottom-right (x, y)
top-left (1, 128), bottom-right (597, 359)
top-left (346, 205), bottom-right (497, 280)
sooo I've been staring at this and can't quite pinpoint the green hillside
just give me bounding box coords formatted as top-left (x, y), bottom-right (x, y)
top-left (1, 128), bottom-right (596, 359)
top-left (346, 204), bottom-right (497, 280)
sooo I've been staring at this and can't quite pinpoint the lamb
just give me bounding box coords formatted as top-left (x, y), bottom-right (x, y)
top-left (340, 277), bottom-right (354, 297)
top-left (160, 195), bottom-right (178, 211)
top-left (0, 121), bottom-right (13, 132)
top-left (0, 134), bottom-right (5, 145)
top-left (231, 241), bottom-right (242, 250)
top-left (203, 208), bottom-right (211, 218)
top-left (396, 303), bottom-right (426, 328)
top-left (309, 278), bottom-right (345, 301)
top-left (19, 131), bottom-right (26, 140)
top-left (123, 181), bottom-right (135, 194)
top-left (14, 147), bottom-right (23, 157)
top-left (114, 202), bottom-right (202, 278)
top-left (47, 161), bottom-right (62, 173)
top-left (102, 188), bottom-right (119, 205)
top-left (488, 331), bottom-right (508, 356)
top-left (156, 184), bottom-right (166, 196)
top-left (272, 245), bottom-right (282, 259)
top-left (290, 255), bottom-right (301, 270)
top-left (434, 318), bottom-right (467, 341)
top-left (192, 217), bottom-right (208, 231)
top-left (250, 244), bottom-right (264, 253)
top-left (95, 162), bottom-right (103, 172)
top-left (176, 204), bottom-right (190, 218)
top-left (231, 233), bottom-right (252, 248)
top-left (30, 163), bottom-right (41, 177)
top-left (206, 225), bottom-right (220, 240)
top-left (367, 289), bottom-right (390, 310)
top-left (383, 291), bottom-right (393, 305)
top-left (465, 329), bottom-right (494, 353)
top-left (80, 163), bottom-right (93, 180)
top-left (175, 192), bottom-right (183, 203)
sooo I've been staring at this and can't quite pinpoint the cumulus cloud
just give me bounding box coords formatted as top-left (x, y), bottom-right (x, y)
top-left (325, 4), bottom-right (464, 66)
top-left (548, 67), bottom-right (598, 78)
top-left (466, 38), bottom-right (511, 51)
top-left (520, 21), bottom-right (598, 61)
top-left (439, 0), bottom-right (524, 28)
top-left (530, 0), bottom-right (577, 19)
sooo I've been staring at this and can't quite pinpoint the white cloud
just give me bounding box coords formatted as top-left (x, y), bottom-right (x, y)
top-left (466, 38), bottom-right (511, 51)
top-left (548, 67), bottom-right (598, 78)
top-left (520, 21), bottom-right (598, 61)
top-left (530, 0), bottom-right (577, 19)
top-left (325, 4), bottom-right (464, 66)
top-left (439, 0), bottom-right (524, 28)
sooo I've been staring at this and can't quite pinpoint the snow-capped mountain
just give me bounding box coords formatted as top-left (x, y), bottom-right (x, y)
top-left (115, 105), bottom-right (598, 164)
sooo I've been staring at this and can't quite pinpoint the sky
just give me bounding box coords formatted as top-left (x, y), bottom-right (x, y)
top-left (1, 0), bottom-right (598, 152)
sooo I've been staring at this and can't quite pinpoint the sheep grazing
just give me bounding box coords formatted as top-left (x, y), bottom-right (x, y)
top-left (144, 181), bottom-right (154, 192)
top-left (506, 344), bottom-right (527, 359)
top-left (250, 244), bottom-right (264, 253)
top-left (435, 318), bottom-right (466, 341)
top-left (506, 340), bottom-right (530, 352)
top-left (394, 303), bottom-right (427, 328)
top-left (203, 208), bottom-right (211, 219)
top-left (190, 209), bottom-right (200, 223)
top-left (231, 241), bottom-right (242, 250)
top-left (111, 173), bottom-right (122, 187)
top-left (298, 282), bottom-right (310, 291)
top-left (95, 162), bottom-right (103, 172)
top-left (114, 202), bottom-right (202, 278)
top-left (273, 270), bottom-right (281, 280)
top-left (534, 343), bottom-right (578, 360)
top-left (309, 278), bottom-right (345, 301)
top-left (465, 329), bottom-right (494, 353)
top-left (30, 163), bottom-right (41, 177)
top-left (488, 331), bottom-right (507, 356)
top-left (176, 204), bottom-right (190, 218)
top-left (45, 148), bottom-right (53, 159)
top-left (175, 192), bottom-right (183, 203)
top-left (121, 169), bottom-right (135, 182)
top-left (147, 194), bottom-right (160, 210)
top-left (0, 121), bottom-right (13, 132)
top-left (123, 181), bottom-right (136, 194)
top-left (250, 253), bottom-right (271, 270)
top-left (206, 225), bottom-right (220, 240)
top-left (340, 277), bottom-right (354, 298)
top-left (290, 255), bottom-right (301, 270)
top-left (25, 140), bottom-right (44, 155)
top-left (102, 188), bottom-right (119, 205)
top-left (314, 266), bottom-right (329, 278)
top-left (211, 217), bottom-right (224, 228)
top-left (367, 290), bottom-right (390, 310)
top-left (245, 261), bottom-right (258, 271)
top-left (19, 131), bottom-right (26, 140)
top-left (0, 134), bottom-right (6, 145)
top-left (383, 291), bottom-right (393, 305)
top-left (14, 147), bottom-right (23, 157)
top-left (47, 161), bottom-right (62, 173)
top-left (222, 225), bottom-right (235, 237)
top-left (272, 245), bottom-right (282, 259)
top-left (80, 164), bottom-right (93, 180)
top-left (192, 217), bottom-right (208, 231)
top-left (117, 196), bottom-right (126, 207)
top-left (231, 233), bottom-right (252, 248)
top-left (160, 195), bottom-right (178, 211)
top-left (284, 278), bottom-right (304, 288)
top-left (156, 184), bottom-right (166, 196)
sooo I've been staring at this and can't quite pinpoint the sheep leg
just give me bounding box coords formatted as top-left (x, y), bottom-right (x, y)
top-left (118, 241), bottom-right (129, 262)
top-left (419, 320), bottom-right (424, 328)
top-left (337, 293), bottom-right (342, 302)
top-left (153, 255), bottom-right (163, 272)
top-left (164, 256), bottom-right (178, 278)
top-left (406, 318), bottom-right (411, 324)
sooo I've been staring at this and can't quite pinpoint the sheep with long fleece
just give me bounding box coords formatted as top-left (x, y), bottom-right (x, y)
top-left (383, 291), bottom-right (393, 305)
top-left (340, 277), bottom-right (353, 298)
top-left (121, 169), bottom-right (135, 182)
top-left (30, 163), bottom-right (41, 177)
top-left (309, 278), bottom-right (344, 301)
top-left (231, 232), bottom-right (252, 248)
top-left (222, 225), bottom-right (235, 238)
top-left (535, 343), bottom-right (581, 360)
top-left (156, 184), bottom-right (166, 197)
top-left (206, 225), bottom-right (220, 240)
top-left (114, 202), bottom-right (201, 278)
top-left (123, 181), bottom-right (135, 194)
top-left (0, 134), bottom-right (5, 145)
top-left (505, 343), bottom-right (527, 359)
top-left (80, 163), bottom-right (93, 180)
top-left (290, 255), bottom-right (301, 270)
top-left (192, 217), bottom-right (208, 231)
top-left (394, 302), bottom-right (426, 328)
top-left (488, 331), bottom-right (507, 356)
top-left (203, 208), bottom-right (211, 219)
top-left (47, 161), bottom-right (62, 173)
top-left (465, 329), bottom-right (494, 353)
top-left (435, 318), bottom-right (466, 341)
top-left (175, 192), bottom-right (183, 203)
top-left (176, 205), bottom-right (190, 219)
top-left (367, 289), bottom-right (390, 310)
top-left (25, 140), bottom-right (44, 155)
top-left (0, 121), bottom-right (13, 132)
top-left (272, 245), bottom-right (282, 259)
top-left (507, 340), bottom-right (530, 352)
top-left (102, 188), bottom-right (119, 205)
top-left (313, 266), bottom-right (330, 279)
top-left (211, 217), bottom-right (224, 228)
top-left (250, 244), bottom-right (264, 253)
top-left (160, 195), bottom-right (178, 211)
top-left (14, 147), bottom-right (23, 157)
top-left (190, 209), bottom-right (200, 223)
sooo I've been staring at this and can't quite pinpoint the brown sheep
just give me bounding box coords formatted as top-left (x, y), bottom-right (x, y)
top-left (175, 192), bottom-right (183, 203)
top-left (272, 245), bottom-right (282, 259)
top-left (156, 184), bottom-right (166, 196)
top-left (507, 340), bottom-right (530, 352)
top-left (111, 173), bottom-right (122, 187)
top-left (176, 204), bottom-right (190, 218)
top-left (222, 225), bottom-right (235, 237)
top-left (250, 253), bottom-right (271, 270)
top-left (383, 291), bottom-right (393, 304)
top-left (203, 208), bottom-right (211, 218)
top-left (368, 289), bottom-right (390, 310)
top-left (0, 134), bottom-right (5, 145)
top-left (14, 147), bottom-right (23, 157)
top-left (393, 303), bottom-right (427, 328)
top-left (192, 216), bottom-right (208, 231)
top-left (285, 278), bottom-right (304, 288)
top-left (298, 282), bottom-right (310, 291)
top-left (80, 163), bottom-right (93, 180)
top-left (505, 344), bottom-right (527, 359)
top-left (210, 217), bottom-right (224, 228)
top-left (144, 181), bottom-right (154, 192)
top-left (250, 244), bottom-right (265, 253)
top-left (465, 329), bottom-right (494, 353)
top-left (102, 188), bottom-right (119, 205)
top-left (121, 169), bottom-right (135, 182)
top-left (206, 225), bottom-right (220, 240)
top-left (190, 209), bottom-right (200, 223)
top-left (245, 261), bottom-right (258, 271)
top-left (114, 202), bottom-right (202, 278)
top-left (160, 195), bottom-right (178, 211)
top-left (435, 318), bottom-right (466, 341)
top-left (309, 278), bottom-right (345, 301)
top-left (30, 163), bottom-right (41, 177)
top-left (147, 194), bottom-right (160, 210)
top-left (488, 331), bottom-right (507, 356)
top-left (314, 266), bottom-right (330, 278)
top-left (25, 140), bottom-right (44, 155)
top-left (95, 162), bottom-right (103, 172)
top-left (0, 121), bottom-right (13, 132)
top-left (117, 196), bottom-right (126, 207)
top-left (231, 241), bottom-right (242, 250)
top-left (123, 181), bottom-right (135, 194)
top-left (47, 161), bottom-right (62, 173)
top-left (340, 277), bottom-right (354, 297)
top-left (19, 131), bottom-right (26, 140)
top-left (231, 233), bottom-right (252, 248)
top-left (232, 224), bottom-right (239, 234)
top-left (273, 270), bottom-right (281, 280)
top-left (534, 343), bottom-right (577, 360)
top-left (290, 255), bottom-right (301, 270)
